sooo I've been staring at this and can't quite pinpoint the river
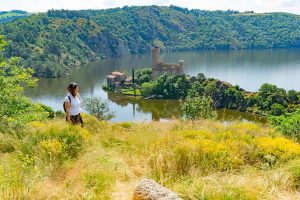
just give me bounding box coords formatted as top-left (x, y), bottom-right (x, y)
top-left (25, 49), bottom-right (300, 122)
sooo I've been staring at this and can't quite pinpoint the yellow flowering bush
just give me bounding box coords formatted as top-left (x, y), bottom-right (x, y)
top-left (22, 120), bottom-right (92, 165)
top-left (254, 137), bottom-right (300, 160)
top-left (40, 139), bottom-right (63, 156)
top-left (145, 122), bottom-right (300, 178)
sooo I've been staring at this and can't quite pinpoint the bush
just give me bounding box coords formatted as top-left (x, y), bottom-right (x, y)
top-left (136, 68), bottom-right (152, 85)
top-left (269, 108), bottom-right (300, 140)
top-left (270, 103), bottom-right (285, 116)
top-left (180, 96), bottom-right (217, 120)
top-left (150, 125), bottom-right (300, 177)
top-left (141, 82), bottom-right (155, 97)
top-left (82, 97), bottom-right (114, 121)
top-left (0, 38), bottom-right (47, 129)
top-left (25, 120), bottom-right (91, 164)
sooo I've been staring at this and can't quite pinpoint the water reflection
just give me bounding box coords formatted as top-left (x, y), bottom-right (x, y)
top-left (25, 49), bottom-right (300, 122)
top-left (107, 92), bottom-right (267, 123)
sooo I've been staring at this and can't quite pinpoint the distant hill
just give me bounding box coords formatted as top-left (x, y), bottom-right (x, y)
top-left (0, 6), bottom-right (300, 77)
top-left (0, 10), bottom-right (28, 24)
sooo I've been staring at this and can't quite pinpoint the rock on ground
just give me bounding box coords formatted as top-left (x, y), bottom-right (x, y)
top-left (132, 178), bottom-right (181, 200)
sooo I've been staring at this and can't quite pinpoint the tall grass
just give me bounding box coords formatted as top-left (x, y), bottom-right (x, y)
top-left (0, 117), bottom-right (93, 199)
top-left (99, 120), bottom-right (300, 199)
top-left (1, 116), bottom-right (300, 199)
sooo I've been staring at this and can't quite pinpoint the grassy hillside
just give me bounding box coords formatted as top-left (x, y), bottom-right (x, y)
top-left (0, 6), bottom-right (300, 77)
top-left (0, 10), bottom-right (28, 24)
top-left (1, 115), bottom-right (300, 199)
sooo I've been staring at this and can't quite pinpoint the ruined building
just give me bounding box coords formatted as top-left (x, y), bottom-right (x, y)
top-left (106, 71), bottom-right (127, 88)
top-left (151, 47), bottom-right (185, 79)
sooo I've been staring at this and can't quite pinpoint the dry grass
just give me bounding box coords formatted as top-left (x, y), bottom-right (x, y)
top-left (1, 115), bottom-right (300, 199)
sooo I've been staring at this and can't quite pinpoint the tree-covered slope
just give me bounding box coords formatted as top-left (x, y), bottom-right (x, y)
top-left (0, 10), bottom-right (28, 24)
top-left (1, 6), bottom-right (300, 77)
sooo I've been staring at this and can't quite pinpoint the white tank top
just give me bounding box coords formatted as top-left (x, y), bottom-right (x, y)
top-left (65, 94), bottom-right (81, 116)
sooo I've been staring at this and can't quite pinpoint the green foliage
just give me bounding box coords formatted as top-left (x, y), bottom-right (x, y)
top-left (180, 96), bottom-right (217, 120)
top-left (0, 134), bottom-right (15, 153)
top-left (0, 10), bottom-right (28, 24)
top-left (102, 84), bottom-right (115, 92)
top-left (270, 103), bottom-right (285, 116)
top-left (0, 38), bottom-right (48, 129)
top-left (135, 68), bottom-right (152, 85)
top-left (138, 71), bottom-right (299, 116)
top-left (82, 97), bottom-right (114, 121)
top-left (145, 74), bottom-right (190, 99)
top-left (37, 103), bottom-right (55, 118)
top-left (0, 120), bottom-right (92, 198)
top-left (141, 82), bottom-right (156, 97)
top-left (269, 108), bottom-right (300, 140)
top-left (1, 6), bottom-right (300, 77)
top-left (121, 88), bottom-right (142, 96)
top-left (288, 90), bottom-right (300, 104)
top-left (224, 87), bottom-right (245, 109)
top-left (257, 83), bottom-right (288, 111)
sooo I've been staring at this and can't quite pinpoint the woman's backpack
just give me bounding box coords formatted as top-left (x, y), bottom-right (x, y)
top-left (63, 95), bottom-right (71, 113)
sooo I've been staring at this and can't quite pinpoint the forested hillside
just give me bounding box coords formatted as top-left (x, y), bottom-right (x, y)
top-left (1, 6), bottom-right (300, 77)
top-left (0, 10), bottom-right (28, 24)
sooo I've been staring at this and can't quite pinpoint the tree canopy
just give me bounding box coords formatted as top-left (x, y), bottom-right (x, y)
top-left (0, 6), bottom-right (300, 77)
top-left (0, 36), bottom-right (49, 129)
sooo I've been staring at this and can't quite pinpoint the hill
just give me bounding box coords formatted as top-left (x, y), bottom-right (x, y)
top-left (0, 10), bottom-right (28, 24)
top-left (1, 116), bottom-right (300, 199)
top-left (0, 6), bottom-right (300, 77)
top-left (1, 38), bottom-right (300, 199)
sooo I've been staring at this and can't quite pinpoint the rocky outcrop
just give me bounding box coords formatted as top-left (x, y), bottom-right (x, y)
top-left (132, 179), bottom-right (181, 200)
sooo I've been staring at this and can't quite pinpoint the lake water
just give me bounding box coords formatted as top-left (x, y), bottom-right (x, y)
top-left (25, 49), bottom-right (300, 122)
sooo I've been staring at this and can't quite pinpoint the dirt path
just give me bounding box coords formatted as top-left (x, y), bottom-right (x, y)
top-left (34, 135), bottom-right (140, 199)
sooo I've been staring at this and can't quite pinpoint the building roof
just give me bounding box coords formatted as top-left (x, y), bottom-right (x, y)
top-left (112, 71), bottom-right (125, 76)
top-left (107, 75), bottom-right (116, 79)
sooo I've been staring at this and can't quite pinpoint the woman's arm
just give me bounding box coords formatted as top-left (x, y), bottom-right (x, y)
top-left (65, 101), bottom-right (71, 122)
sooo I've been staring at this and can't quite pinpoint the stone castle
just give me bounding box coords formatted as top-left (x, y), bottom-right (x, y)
top-left (151, 47), bottom-right (184, 79)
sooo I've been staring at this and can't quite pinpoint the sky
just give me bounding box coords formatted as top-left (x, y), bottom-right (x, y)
top-left (1, 0), bottom-right (300, 14)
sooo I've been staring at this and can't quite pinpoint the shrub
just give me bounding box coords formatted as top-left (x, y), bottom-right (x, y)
top-left (25, 120), bottom-right (91, 164)
top-left (270, 103), bottom-right (285, 116)
top-left (180, 96), bottom-right (217, 120)
top-left (148, 127), bottom-right (300, 179)
top-left (269, 108), bottom-right (300, 140)
top-left (141, 82), bottom-right (155, 97)
top-left (82, 97), bottom-right (114, 121)
top-left (136, 68), bottom-right (152, 85)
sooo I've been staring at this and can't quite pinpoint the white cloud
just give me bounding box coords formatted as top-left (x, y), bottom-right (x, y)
top-left (0, 0), bottom-right (300, 14)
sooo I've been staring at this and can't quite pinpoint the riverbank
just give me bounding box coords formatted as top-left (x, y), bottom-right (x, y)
top-left (103, 69), bottom-right (300, 118)
top-left (1, 115), bottom-right (300, 199)
top-left (24, 48), bottom-right (300, 122)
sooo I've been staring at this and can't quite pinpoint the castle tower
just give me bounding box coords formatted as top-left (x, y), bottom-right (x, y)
top-left (152, 47), bottom-right (160, 68)
top-left (178, 60), bottom-right (185, 75)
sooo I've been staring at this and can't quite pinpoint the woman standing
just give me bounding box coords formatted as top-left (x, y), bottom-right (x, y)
top-left (64, 82), bottom-right (83, 126)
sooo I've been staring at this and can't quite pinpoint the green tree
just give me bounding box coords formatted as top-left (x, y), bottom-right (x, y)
top-left (287, 90), bottom-right (299, 104)
top-left (141, 82), bottom-right (155, 97)
top-left (269, 108), bottom-right (300, 140)
top-left (224, 87), bottom-right (245, 110)
top-left (180, 96), bottom-right (217, 120)
top-left (82, 97), bottom-right (114, 120)
top-left (136, 68), bottom-right (152, 85)
top-left (0, 36), bottom-right (47, 129)
top-left (257, 83), bottom-right (288, 111)
top-left (270, 103), bottom-right (285, 116)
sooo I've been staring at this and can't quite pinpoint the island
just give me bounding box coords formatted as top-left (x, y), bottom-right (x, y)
top-left (103, 47), bottom-right (300, 117)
